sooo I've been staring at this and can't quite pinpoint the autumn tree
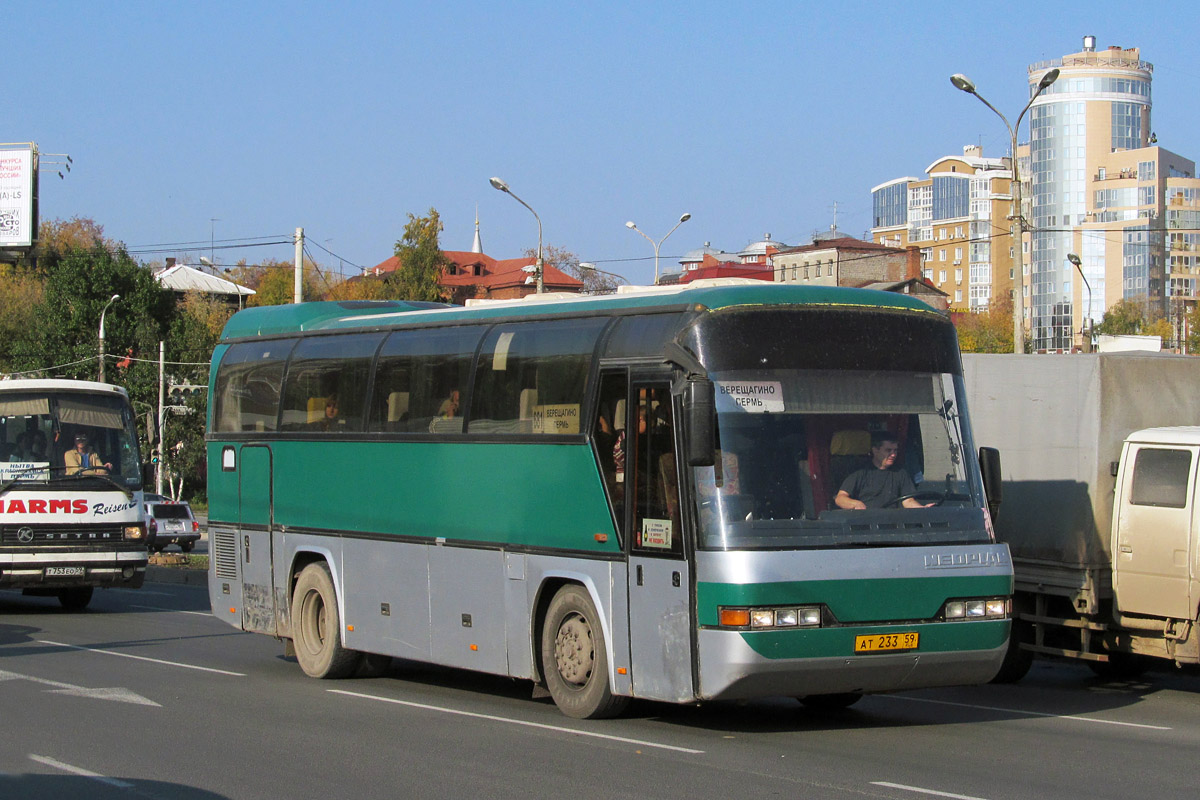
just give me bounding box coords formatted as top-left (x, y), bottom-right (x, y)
top-left (326, 274), bottom-right (393, 301)
top-left (954, 295), bottom-right (1015, 353)
top-left (244, 258), bottom-right (324, 306)
top-left (387, 208), bottom-right (450, 302)
top-left (0, 270), bottom-right (45, 370)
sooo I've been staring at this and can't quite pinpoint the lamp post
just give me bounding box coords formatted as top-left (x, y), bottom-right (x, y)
top-left (577, 262), bottom-right (629, 294)
top-left (489, 177), bottom-right (543, 294)
top-left (1066, 252), bottom-right (1092, 352)
top-left (625, 213), bottom-right (691, 284)
top-left (951, 68), bottom-right (1060, 354)
top-left (98, 294), bottom-right (119, 383)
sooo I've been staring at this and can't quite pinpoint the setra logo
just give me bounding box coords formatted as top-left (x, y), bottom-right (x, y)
top-left (16, 527), bottom-right (34, 543)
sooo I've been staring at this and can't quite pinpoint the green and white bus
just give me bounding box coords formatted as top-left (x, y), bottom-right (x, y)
top-left (206, 282), bottom-right (1011, 718)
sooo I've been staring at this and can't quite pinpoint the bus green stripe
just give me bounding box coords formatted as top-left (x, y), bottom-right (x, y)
top-left (697, 575), bottom-right (1013, 625)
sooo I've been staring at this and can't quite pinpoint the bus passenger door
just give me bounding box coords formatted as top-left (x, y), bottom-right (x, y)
top-left (239, 444), bottom-right (278, 636)
top-left (626, 381), bottom-right (694, 703)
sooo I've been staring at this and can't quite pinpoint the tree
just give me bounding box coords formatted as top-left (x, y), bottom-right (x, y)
top-left (955, 295), bottom-right (1015, 353)
top-left (522, 244), bottom-right (617, 294)
top-left (387, 208), bottom-right (450, 302)
top-left (244, 258), bottom-right (323, 306)
top-left (1093, 298), bottom-right (1148, 336)
top-left (0, 269), bottom-right (45, 370)
top-left (326, 274), bottom-right (393, 301)
top-left (32, 217), bottom-right (109, 265)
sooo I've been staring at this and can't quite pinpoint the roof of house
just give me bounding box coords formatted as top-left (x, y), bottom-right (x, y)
top-left (154, 264), bottom-right (256, 297)
top-left (368, 250), bottom-right (583, 292)
top-left (776, 237), bottom-right (906, 256)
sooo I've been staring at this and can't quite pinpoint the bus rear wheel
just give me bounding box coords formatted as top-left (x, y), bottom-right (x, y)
top-left (541, 585), bottom-right (628, 719)
top-left (292, 562), bottom-right (362, 679)
top-left (57, 587), bottom-right (94, 611)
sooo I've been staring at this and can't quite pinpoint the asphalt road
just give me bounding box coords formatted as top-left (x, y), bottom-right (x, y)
top-left (1, 582), bottom-right (1199, 800)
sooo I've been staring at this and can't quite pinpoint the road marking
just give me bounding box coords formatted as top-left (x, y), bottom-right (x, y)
top-left (0, 669), bottom-right (159, 707)
top-left (330, 689), bottom-right (705, 754)
top-left (37, 640), bottom-right (245, 677)
top-left (882, 694), bottom-right (1171, 730)
top-left (29, 754), bottom-right (135, 789)
top-left (131, 604), bottom-right (211, 616)
top-left (871, 781), bottom-right (989, 800)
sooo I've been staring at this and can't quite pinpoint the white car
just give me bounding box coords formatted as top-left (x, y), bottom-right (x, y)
top-left (144, 493), bottom-right (201, 553)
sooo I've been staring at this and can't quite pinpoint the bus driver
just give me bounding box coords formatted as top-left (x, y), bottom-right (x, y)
top-left (64, 433), bottom-right (113, 475)
top-left (834, 432), bottom-right (930, 510)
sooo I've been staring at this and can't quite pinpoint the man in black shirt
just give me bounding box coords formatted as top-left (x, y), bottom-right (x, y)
top-left (834, 432), bottom-right (929, 510)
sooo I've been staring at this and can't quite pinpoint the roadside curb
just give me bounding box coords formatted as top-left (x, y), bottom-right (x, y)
top-left (146, 566), bottom-right (208, 587)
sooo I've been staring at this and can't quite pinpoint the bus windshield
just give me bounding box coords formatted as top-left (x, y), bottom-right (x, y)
top-left (692, 368), bottom-right (988, 551)
top-left (0, 391), bottom-right (143, 489)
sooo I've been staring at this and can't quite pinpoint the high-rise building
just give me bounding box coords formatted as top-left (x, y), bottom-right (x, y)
top-left (869, 145), bottom-right (1016, 313)
top-left (1028, 36), bottom-right (1200, 350)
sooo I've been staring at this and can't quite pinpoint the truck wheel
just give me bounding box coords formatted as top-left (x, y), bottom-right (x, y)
top-left (57, 587), bottom-right (94, 611)
top-left (991, 619), bottom-right (1034, 683)
top-left (180, 541), bottom-right (195, 553)
top-left (292, 562), bottom-right (362, 679)
top-left (540, 585), bottom-right (629, 719)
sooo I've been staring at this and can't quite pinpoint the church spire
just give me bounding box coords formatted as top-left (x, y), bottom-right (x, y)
top-left (471, 206), bottom-right (483, 254)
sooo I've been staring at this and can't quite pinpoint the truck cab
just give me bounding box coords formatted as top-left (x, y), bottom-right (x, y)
top-left (1112, 427), bottom-right (1200, 639)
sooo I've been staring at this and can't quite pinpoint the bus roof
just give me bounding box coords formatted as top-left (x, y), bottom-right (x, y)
top-left (0, 378), bottom-right (131, 398)
top-left (219, 282), bottom-right (941, 341)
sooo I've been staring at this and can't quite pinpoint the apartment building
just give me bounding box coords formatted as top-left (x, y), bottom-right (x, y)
top-left (1028, 37), bottom-right (1200, 350)
top-left (870, 146), bottom-right (1016, 314)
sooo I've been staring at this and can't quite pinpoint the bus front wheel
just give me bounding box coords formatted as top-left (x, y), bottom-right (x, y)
top-left (292, 562), bottom-right (362, 679)
top-left (540, 585), bottom-right (628, 719)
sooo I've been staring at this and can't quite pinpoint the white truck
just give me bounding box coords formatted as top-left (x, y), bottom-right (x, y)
top-left (963, 352), bottom-right (1200, 680)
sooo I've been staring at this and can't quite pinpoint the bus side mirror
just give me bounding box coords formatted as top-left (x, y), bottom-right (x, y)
top-left (979, 446), bottom-right (1002, 521)
top-left (685, 378), bottom-right (715, 467)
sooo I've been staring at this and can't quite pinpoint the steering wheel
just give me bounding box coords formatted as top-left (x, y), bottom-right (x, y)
top-left (883, 491), bottom-right (946, 508)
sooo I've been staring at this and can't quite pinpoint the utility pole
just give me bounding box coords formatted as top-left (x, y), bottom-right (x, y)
top-left (157, 341), bottom-right (165, 496)
top-left (294, 227), bottom-right (304, 304)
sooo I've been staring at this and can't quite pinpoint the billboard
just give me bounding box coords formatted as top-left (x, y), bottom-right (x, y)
top-left (0, 145), bottom-right (37, 249)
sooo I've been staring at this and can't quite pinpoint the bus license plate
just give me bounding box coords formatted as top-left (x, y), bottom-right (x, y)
top-left (854, 632), bottom-right (918, 653)
top-left (45, 566), bottom-right (85, 577)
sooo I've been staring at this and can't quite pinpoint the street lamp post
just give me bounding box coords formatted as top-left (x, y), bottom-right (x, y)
top-left (951, 68), bottom-right (1060, 354)
top-left (625, 213), bottom-right (691, 284)
top-left (489, 177), bottom-right (543, 294)
top-left (98, 294), bottom-right (119, 383)
top-left (577, 262), bottom-right (629, 294)
top-left (1067, 252), bottom-right (1092, 352)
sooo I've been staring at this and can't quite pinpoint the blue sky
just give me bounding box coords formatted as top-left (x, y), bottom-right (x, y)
top-left (9, 1), bottom-right (1199, 286)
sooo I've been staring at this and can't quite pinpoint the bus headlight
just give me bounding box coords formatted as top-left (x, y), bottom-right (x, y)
top-left (943, 597), bottom-right (1008, 621)
top-left (719, 606), bottom-right (822, 629)
top-left (123, 524), bottom-right (147, 541)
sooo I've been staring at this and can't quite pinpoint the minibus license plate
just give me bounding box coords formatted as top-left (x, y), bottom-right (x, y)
top-left (45, 566), bottom-right (85, 577)
top-left (854, 632), bottom-right (918, 653)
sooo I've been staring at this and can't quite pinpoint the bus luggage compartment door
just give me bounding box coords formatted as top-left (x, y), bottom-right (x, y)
top-left (239, 445), bottom-right (278, 635)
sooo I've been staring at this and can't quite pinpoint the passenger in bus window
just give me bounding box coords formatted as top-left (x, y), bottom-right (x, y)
top-left (437, 389), bottom-right (461, 418)
top-left (64, 433), bottom-right (112, 475)
top-left (29, 430), bottom-right (48, 460)
top-left (310, 395), bottom-right (341, 432)
top-left (834, 432), bottom-right (930, 509)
